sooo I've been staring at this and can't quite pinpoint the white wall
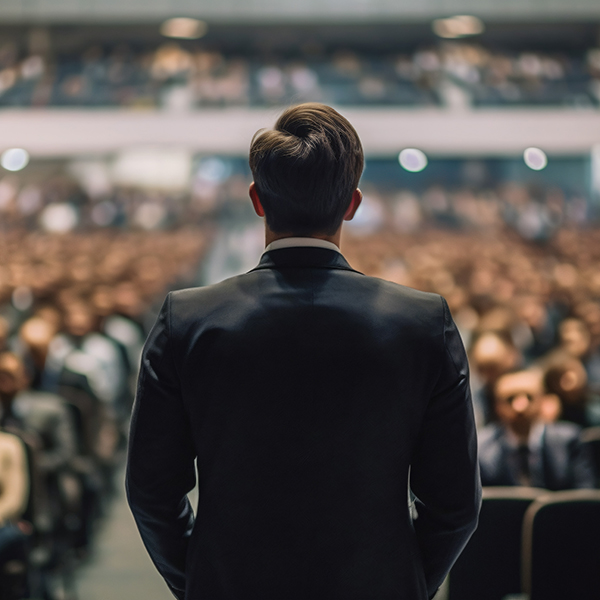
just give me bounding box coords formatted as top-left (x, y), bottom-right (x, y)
top-left (1, 107), bottom-right (599, 158)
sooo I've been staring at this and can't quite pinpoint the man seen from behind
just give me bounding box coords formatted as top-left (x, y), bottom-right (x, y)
top-left (126, 103), bottom-right (481, 600)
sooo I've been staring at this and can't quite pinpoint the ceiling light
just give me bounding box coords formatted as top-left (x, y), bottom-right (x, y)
top-left (399, 149), bottom-right (428, 173)
top-left (523, 147), bottom-right (548, 171)
top-left (432, 15), bottom-right (485, 39)
top-left (160, 18), bottom-right (207, 40)
top-left (1, 148), bottom-right (30, 171)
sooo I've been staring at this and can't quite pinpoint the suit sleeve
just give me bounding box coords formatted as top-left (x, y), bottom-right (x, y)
top-left (126, 293), bottom-right (196, 600)
top-left (410, 296), bottom-right (482, 600)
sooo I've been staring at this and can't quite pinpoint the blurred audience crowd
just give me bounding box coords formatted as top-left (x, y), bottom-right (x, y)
top-left (0, 172), bottom-right (232, 233)
top-left (0, 37), bottom-right (598, 108)
top-left (0, 168), bottom-right (599, 596)
top-left (0, 228), bottom-right (208, 598)
top-left (344, 226), bottom-right (600, 490)
top-left (0, 168), bottom-right (593, 239)
top-left (351, 180), bottom-right (590, 240)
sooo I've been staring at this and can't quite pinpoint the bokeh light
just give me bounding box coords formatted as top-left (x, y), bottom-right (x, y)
top-left (523, 147), bottom-right (548, 171)
top-left (432, 15), bottom-right (485, 39)
top-left (1, 148), bottom-right (30, 171)
top-left (39, 203), bottom-right (78, 232)
top-left (160, 18), bottom-right (207, 39)
top-left (197, 157), bottom-right (232, 183)
top-left (399, 149), bottom-right (428, 172)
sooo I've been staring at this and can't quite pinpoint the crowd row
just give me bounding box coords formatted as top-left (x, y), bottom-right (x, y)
top-left (344, 227), bottom-right (600, 488)
top-left (0, 170), bottom-right (592, 240)
top-left (0, 39), bottom-right (599, 108)
top-left (1, 224), bottom-right (600, 596)
top-left (0, 229), bottom-right (208, 598)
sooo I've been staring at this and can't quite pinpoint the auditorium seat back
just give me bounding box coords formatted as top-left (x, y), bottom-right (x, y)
top-left (522, 489), bottom-right (600, 600)
top-left (448, 486), bottom-right (546, 600)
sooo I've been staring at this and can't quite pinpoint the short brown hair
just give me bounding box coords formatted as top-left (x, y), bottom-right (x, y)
top-left (249, 103), bottom-right (364, 235)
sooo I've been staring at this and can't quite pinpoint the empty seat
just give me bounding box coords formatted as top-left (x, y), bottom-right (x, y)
top-left (522, 489), bottom-right (600, 600)
top-left (448, 486), bottom-right (546, 600)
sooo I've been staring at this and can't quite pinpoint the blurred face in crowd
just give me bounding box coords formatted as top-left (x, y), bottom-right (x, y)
top-left (494, 370), bottom-right (544, 438)
top-left (471, 332), bottom-right (519, 385)
top-left (19, 317), bottom-right (55, 367)
top-left (515, 295), bottom-right (547, 331)
top-left (574, 301), bottom-right (600, 346)
top-left (34, 306), bottom-right (62, 335)
top-left (477, 307), bottom-right (516, 334)
top-left (557, 360), bottom-right (587, 403)
top-left (91, 285), bottom-right (115, 318)
top-left (114, 282), bottom-right (143, 318)
top-left (544, 358), bottom-right (588, 405)
top-left (64, 303), bottom-right (97, 337)
top-left (559, 318), bottom-right (591, 358)
top-left (0, 353), bottom-right (28, 400)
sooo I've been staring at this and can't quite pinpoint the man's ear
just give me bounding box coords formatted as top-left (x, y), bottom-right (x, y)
top-left (343, 189), bottom-right (363, 221)
top-left (249, 182), bottom-right (265, 217)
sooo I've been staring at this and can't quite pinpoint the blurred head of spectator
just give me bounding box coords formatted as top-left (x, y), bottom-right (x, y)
top-left (493, 369), bottom-right (546, 441)
top-left (19, 317), bottom-right (55, 372)
top-left (477, 306), bottom-right (518, 336)
top-left (514, 295), bottom-right (548, 334)
top-left (558, 317), bottom-right (591, 359)
top-left (33, 305), bottom-right (62, 335)
top-left (573, 301), bottom-right (600, 349)
top-left (470, 331), bottom-right (520, 387)
top-left (543, 356), bottom-right (589, 425)
top-left (63, 301), bottom-right (98, 338)
top-left (113, 282), bottom-right (144, 320)
top-left (0, 353), bottom-right (28, 409)
top-left (91, 285), bottom-right (116, 319)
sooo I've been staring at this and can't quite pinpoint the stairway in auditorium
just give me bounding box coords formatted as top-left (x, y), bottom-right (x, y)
top-left (74, 468), bottom-right (172, 600)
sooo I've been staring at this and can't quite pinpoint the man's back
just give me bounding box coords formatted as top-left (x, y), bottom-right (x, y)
top-left (127, 246), bottom-right (480, 600)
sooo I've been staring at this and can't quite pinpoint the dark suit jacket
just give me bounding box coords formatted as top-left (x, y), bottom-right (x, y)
top-left (126, 247), bottom-right (481, 600)
top-left (478, 421), bottom-right (595, 490)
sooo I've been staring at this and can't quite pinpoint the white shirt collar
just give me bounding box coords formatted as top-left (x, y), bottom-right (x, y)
top-left (263, 237), bottom-right (341, 255)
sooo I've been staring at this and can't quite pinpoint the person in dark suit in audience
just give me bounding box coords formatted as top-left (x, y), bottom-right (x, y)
top-left (478, 368), bottom-right (595, 490)
top-left (0, 352), bottom-right (77, 475)
top-left (0, 352), bottom-right (80, 533)
top-left (126, 103), bottom-right (481, 600)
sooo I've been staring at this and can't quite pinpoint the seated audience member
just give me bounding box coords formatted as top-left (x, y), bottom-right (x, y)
top-left (543, 357), bottom-right (600, 428)
top-left (0, 353), bottom-right (79, 533)
top-left (557, 317), bottom-right (600, 392)
top-left (512, 295), bottom-right (558, 361)
top-left (478, 369), bottom-right (595, 490)
top-left (0, 353), bottom-right (76, 474)
top-left (44, 301), bottom-right (127, 409)
top-left (469, 331), bottom-right (521, 427)
top-left (11, 317), bottom-right (56, 391)
top-left (0, 430), bottom-right (29, 566)
top-left (91, 285), bottom-right (143, 420)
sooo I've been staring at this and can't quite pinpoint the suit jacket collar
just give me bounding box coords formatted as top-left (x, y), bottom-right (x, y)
top-left (249, 246), bottom-right (362, 274)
